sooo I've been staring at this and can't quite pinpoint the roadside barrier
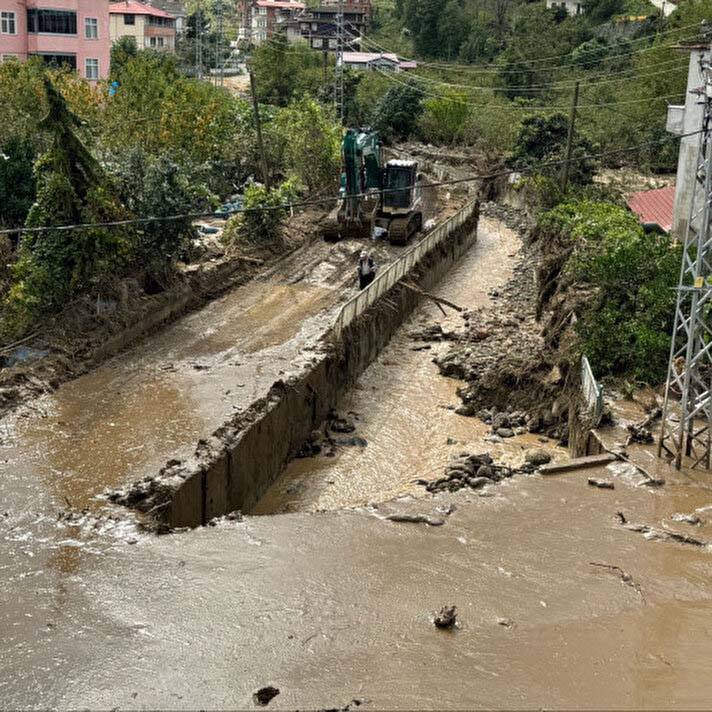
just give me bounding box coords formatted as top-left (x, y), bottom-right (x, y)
top-left (332, 200), bottom-right (478, 339)
top-left (581, 355), bottom-right (604, 424)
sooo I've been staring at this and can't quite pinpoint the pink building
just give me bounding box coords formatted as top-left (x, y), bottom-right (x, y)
top-left (0, 0), bottom-right (110, 80)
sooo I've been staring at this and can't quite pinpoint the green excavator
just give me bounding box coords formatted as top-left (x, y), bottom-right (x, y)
top-left (322, 128), bottom-right (423, 246)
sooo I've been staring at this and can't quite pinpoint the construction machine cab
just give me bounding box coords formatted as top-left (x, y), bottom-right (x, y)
top-left (382, 160), bottom-right (420, 212)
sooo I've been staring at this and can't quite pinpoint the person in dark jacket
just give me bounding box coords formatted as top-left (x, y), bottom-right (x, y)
top-left (357, 251), bottom-right (376, 289)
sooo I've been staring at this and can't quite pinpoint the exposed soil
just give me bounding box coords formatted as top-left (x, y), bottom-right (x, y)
top-left (0, 209), bottom-right (328, 421)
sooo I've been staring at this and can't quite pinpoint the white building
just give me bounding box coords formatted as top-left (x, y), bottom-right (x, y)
top-left (546, 0), bottom-right (583, 15)
top-left (666, 44), bottom-right (710, 238)
top-left (342, 51), bottom-right (416, 72)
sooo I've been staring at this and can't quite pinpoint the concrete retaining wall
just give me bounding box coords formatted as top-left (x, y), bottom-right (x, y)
top-left (162, 204), bottom-right (480, 527)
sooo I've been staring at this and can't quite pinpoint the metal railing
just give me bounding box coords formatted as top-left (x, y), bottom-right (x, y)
top-left (581, 355), bottom-right (604, 423)
top-left (332, 200), bottom-right (478, 339)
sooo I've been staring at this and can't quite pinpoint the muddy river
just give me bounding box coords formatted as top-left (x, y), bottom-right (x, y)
top-left (255, 217), bottom-right (566, 514)
top-left (4, 211), bottom-right (712, 709)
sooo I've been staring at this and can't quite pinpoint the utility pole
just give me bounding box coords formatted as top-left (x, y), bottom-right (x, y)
top-left (323, 49), bottom-right (328, 84)
top-left (559, 80), bottom-right (580, 192)
top-left (334, 0), bottom-right (345, 124)
top-left (195, 0), bottom-right (203, 79)
top-left (659, 59), bottom-right (712, 469)
top-left (214, 0), bottom-right (224, 87)
top-left (248, 66), bottom-right (271, 191)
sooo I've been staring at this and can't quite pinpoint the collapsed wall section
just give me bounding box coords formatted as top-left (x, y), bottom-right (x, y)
top-left (137, 203), bottom-right (480, 528)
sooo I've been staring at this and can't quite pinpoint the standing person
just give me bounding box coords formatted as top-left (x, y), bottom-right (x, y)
top-left (357, 251), bottom-right (376, 290)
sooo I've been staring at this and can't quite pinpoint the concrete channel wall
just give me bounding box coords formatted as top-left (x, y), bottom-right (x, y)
top-left (160, 202), bottom-right (480, 527)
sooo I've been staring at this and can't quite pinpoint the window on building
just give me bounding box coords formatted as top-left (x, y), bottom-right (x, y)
top-left (27, 9), bottom-right (77, 34)
top-left (311, 22), bottom-right (317, 30)
top-left (312, 38), bottom-right (323, 48)
top-left (2, 54), bottom-right (18, 62)
top-left (85, 17), bottom-right (98, 38)
top-left (85, 57), bottom-right (99, 79)
top-left (30, 53), bottom-right (77, 70)
top-left (148, 16), bottom-right (174, 26)
top-left (1, 11), bottom-right (16, 34)
top-left (328, 38), bottom-right (337, 48)
top-left (123, 13), bottom-right (135, 24)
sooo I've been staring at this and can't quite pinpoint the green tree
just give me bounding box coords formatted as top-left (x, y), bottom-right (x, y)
top-left (110, 36), bottom-right (138, 80)
top-left (114, 148), bottom-right (212, 278)
top-left (251, 33), bottom-right (324, 106)
top-left (419, 90), bottom-right (470, 144)
top-left (512, 113), bottom-right (597, 186)
top-left (273, 97), bottom-right (340, 194)
top-left (539, 200), bottom-right (680, 381)
top-left (7, 76), bottom-right (128, 325)
top-left (371, 80), bottom-right (424, 142)
top-left (0, 136), bottom-right (36, 228)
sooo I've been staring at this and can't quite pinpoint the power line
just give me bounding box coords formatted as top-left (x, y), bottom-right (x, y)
top-left (370, 64), bottom-right (685, 110)
top-left (356, 21), bottom-right (703, 72)
top-left (357, 30), bottom-right (698, 76)
top-left (2, 129), bottom-right (702, 236)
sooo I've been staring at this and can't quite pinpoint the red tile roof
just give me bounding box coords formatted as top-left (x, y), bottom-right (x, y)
top-left (109, 1), bottom-right (175, 18)
top-left (627, 185), bottom-right (675, 233)
top-left (256, 0), bottom-right (305, 7)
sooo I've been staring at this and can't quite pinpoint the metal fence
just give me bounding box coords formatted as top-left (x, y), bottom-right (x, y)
top-left (332, 200), bottom-right (478, 339)
top-left (581, 355), bottom-right (604, 423)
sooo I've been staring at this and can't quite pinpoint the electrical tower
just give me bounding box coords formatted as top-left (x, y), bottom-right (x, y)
top-left (334, 0), bottom-right (345, 124)
top-left (659, 59), bottom-right (712, 469)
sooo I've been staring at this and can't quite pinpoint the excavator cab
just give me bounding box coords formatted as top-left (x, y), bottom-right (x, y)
top-left (376, 160), bottom-right (423, 245)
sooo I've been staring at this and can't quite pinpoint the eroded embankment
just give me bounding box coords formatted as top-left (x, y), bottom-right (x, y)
top-left (121, 203), bottom-right (480, 527)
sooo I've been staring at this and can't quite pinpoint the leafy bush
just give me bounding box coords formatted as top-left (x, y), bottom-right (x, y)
top-left (418, 90), bottom-right (470, 145)
top-left (223, 178), bottom-right (301, 246)
top-left (113, 147), bottom-right (213, 277)
top-left (539, 200), bottom-right (680, 382)
top-left (512, 113), bottom-right (597, 186)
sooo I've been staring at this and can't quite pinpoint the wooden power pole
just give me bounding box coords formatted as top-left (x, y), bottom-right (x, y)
top-left (560, 80), bottom-right (580, 193)
top-left (248, 67), bottom-right (271, 191)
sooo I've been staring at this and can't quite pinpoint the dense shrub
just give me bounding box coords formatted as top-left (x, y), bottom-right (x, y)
top-left (538, 200), bottom-right (680, 382)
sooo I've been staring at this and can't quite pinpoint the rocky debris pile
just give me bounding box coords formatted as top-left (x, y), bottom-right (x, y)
top-left (433, 605), bottom-right (458, 629)
top-left (480, 201), bottom-right (530, 234)
top-left (419, 448), bottom-right (551, 494)
top-left (433, 203), bottom-right (573, 443)
top-left (296, 411), bottom-right (367, 459)
top-left (409, 324), bottom-right (458, 343)
top-left (626, 422), bottom-right (654, 445)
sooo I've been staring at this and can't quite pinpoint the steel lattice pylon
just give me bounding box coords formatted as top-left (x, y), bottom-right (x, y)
top-left (659, 66), bottom-right (712, 469)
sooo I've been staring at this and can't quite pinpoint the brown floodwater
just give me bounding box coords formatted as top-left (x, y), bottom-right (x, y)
top-left (4, 211), bottom-right (712, 710)
top-left (255, 217), bottom-right (565, 514)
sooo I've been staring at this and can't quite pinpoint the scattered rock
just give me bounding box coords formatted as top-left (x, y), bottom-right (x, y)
top-left (496, 617), bottom-right (514, 628)
top-left (455, 404), bottom-right (475, 417)
top-left (524, 448), bottom-right (552, 467)
top-left (385, 513), bottom-right (445, 526)
top-left (433, 605), bottom-right (458, 629)
top-left (588, 478), bottom-right (615, 490)
top-left (496, 427), bottom-right (514, 438)
top-left (253, 686), bottom-right (280, 706)
top-left (329, 414), bottom-right (355, 434)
